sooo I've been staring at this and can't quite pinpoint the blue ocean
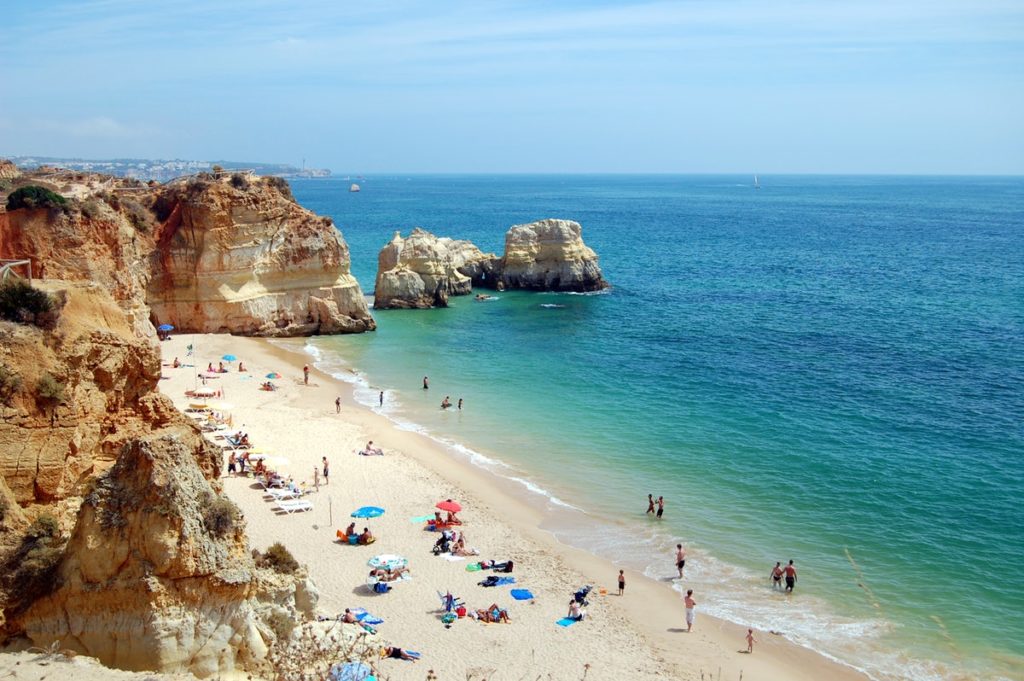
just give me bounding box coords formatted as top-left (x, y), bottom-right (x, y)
top-left (290, 175), bottom-right (1024, 681)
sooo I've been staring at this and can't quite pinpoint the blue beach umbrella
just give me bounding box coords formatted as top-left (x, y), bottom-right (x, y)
top-left (157, 324), bottom-right (174, 331)
top-left (266, 372), bottom-right (281, 379)
top-left (329, 662), bottom-right (375, 681)
top-left (352, 506), bottom-right (385, 518)
top-left (222, 354), bottom-right (238, 361)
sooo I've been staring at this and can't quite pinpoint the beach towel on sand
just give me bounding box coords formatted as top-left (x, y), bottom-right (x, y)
top-left (510, 589), bottom-right (534, 600)
top-left (479, 576), bottom-right (516, 587)
top-left (410, 514), bottom-right (435, 523)
top-left (350, 608), bottom-right (383, 625)
top-left (556, 617), bottom-right (580, 627)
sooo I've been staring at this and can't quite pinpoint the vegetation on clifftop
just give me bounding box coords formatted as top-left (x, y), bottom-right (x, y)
top-left (5, 185), bottom-right (67, 211)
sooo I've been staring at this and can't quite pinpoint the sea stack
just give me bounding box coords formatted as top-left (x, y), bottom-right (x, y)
top-left (498, 218), bottom-right (608, 292)
top-left (373, 228), bottom-right (498, 309)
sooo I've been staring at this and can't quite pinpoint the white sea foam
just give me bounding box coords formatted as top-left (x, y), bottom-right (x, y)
top-left (539, 303), bottom-right (565, 309)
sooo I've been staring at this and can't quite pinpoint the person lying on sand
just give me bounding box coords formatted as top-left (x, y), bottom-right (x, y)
top-left (342, 608), bottom-right (359, 624)
top-left (382, 646), bottom-right (417, 661)
top-left (476, 604), bottom-right (510, 623)
top-left (370, 566), bottom-right (408, 581)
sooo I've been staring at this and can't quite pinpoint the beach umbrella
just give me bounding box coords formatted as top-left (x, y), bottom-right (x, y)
top-left (157, 324), bottom-right (174, 331)
top-left (222, 354), bottom-right (238, 361)
top-left (266, 372), bottom-right (281, 379)
top-left (436, 500), bottom-right (462, 513)
top-left (368, 554), bottom-right (407, 570)
top-left (329, 662), bottom-right (375, 681)
top-left (352, 506), bottom-right (385, 518)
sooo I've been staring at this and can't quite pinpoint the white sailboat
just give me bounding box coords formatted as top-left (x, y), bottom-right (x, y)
top-left (754, 175), bottom-right (760, 190)
top-left (349, 183), bottom-right (360, 193)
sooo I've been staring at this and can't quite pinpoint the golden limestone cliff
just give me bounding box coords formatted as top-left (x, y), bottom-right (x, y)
top-left (498, 218), bottom-right (608, 292)
top-left (0, 166), bottom-right (375, 337)
top-left (0, 284), bottom-right (317, 677)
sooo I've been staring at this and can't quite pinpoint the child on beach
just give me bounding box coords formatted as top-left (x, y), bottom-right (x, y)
top-left (746, 628), bottom-right (757, 653)
top-left (618, 570), bottom-right (625, 596)
top-left (684, 589), bottom-right (696, 632)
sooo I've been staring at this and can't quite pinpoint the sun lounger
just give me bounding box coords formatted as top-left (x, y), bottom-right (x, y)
top-left (274, 499), bottom-right (313, 514)
top-left (265, 488), bottom-right (303, 500)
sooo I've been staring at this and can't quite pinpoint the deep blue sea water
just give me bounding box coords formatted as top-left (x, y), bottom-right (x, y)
top-left (290, 175), bottom-right (1024, 681)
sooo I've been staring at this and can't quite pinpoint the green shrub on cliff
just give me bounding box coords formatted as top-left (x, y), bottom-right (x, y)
top-left (260, 542), bottom-right (299, 574)
top-left (0, 364), bottom-right (22, 404)
top-left (203, 495), bottom-right (239, 537)
top-left (1, 514), bottom-right (65, 614)
top-left (264, 176), bottom-right (295, 202)
top-left (0, 280), bottom-right (56, 328)
top-left (35, 373), bottom-right (64, 405)
top-left (5, 185), bottom-right (67, 211)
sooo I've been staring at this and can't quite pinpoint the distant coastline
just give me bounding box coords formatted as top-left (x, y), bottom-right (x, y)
top-left (3, 155), bottom-right (331, 182)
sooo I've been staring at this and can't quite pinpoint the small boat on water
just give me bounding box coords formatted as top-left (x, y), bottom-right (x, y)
top-left (349, 183), bottom-right (360, 193)
top-left (754, 175), bottom-right (760, 190)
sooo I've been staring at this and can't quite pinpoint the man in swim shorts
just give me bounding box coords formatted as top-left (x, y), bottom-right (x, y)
top-left (784, 560), bottom-right (797, 592)
top-left (657, 496), bottom-right (665, 518)
top-left (676, 544), bottom-right (686, 578)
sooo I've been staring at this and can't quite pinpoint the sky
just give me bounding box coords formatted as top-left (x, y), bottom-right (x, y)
top-left (1, 0), bottom-right (1022, 173)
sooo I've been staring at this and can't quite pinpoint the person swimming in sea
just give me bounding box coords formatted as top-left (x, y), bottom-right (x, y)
top-left (441, 396), bottom-right (452, 409)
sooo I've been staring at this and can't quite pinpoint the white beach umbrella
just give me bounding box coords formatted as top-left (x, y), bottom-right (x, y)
top-left (368, 554), bottom-right (407, 570)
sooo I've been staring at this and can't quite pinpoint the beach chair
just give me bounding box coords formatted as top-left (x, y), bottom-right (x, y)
top-left (265, 488), bottom-right (303, 501)
top-left (274, 499), bottom-right (313, 514)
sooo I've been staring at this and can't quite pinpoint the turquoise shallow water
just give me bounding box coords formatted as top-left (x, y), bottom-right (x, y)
top-left (291, 175), bottom-right (1024, 680)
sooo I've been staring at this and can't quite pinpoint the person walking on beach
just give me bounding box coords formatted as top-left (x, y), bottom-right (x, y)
top-left (322, 456), bottom-right (330, 486)
top-left (335, 396), bottom-right (341, 414)
top-left (684, 589), bottom-right (696, 632)
top-left (617, 570), bottom-right (625, 596)
top-left (746, 628), bottom-right (757, 653)
top-left (784, 560), bottom-right (797, 593)
top-left (313, 467), bottom-right (320, 492)
top-left (423, 376), bottom-right (429, 390)
top-left (675, 544), bottom-right (686, 578)
top-left (770, 561), bottom-right (784, 589)
top-left (656, 496), bottom-right (665, 519)
top-left (303, 364), bottom-right (310, 385)
top-left (646, 494), bottom-right (655, 514)
top-left (379, 390), bottom-right (384, 407)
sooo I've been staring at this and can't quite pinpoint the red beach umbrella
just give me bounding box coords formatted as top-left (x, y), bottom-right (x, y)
top-left (436, 499), bottom-right (462, 513)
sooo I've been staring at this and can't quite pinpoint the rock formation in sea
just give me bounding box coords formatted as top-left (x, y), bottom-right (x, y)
top-left (0, 283), bottom-right (315, 678)
top-left (0, 166), bottom-right (375, 337)
top-left (498, 218), bottom-right (608, 292)
top-left (373, 228), bottom-right (498, 309)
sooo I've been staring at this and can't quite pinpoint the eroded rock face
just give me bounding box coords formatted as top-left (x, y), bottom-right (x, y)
top-left (0, 287), bottom-right (190, 505)
top-left (148, 177), bottom-right (375, 335)
top-left (374, 228), bottom-right (498, 309)
top-left (17, 432), bottom-right (315, 678)
top-left (0, 171), bottom-right (375, 337)
top-left (499, 219), bottom-right (608, 292)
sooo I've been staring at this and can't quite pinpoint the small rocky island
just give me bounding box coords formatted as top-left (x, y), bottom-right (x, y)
top-left (373, 219), bottom-right (608, 309)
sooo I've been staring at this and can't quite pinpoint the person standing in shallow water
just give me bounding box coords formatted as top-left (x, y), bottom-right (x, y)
top-left (457, 398), bottom-right (463, 410)
top-left (423, 376), bottom-right (429, 390)
top-left (675, 544), bottom-right (686, 578)
top-left (656, 496), bottom-right (665, 518)
top-left (784, 560), bottom-right (797, 593)
top-left (379, 390), bottom-right (384, 407)
top-left (770, 561), bottom-right (784, 589)
top-left (646, 494), bottom-right (655, 514)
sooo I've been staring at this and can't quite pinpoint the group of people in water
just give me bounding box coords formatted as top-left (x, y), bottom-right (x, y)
top-left (424, 376), bottom-right (465, 411)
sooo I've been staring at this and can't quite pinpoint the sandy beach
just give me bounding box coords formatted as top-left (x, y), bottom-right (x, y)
top-left (158, 333), bottom-right (870, 681)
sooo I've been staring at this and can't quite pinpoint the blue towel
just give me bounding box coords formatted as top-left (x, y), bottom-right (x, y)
top-left (495, 576), bottom-right (516, 586)
top-left (510, 589), bottom-right (534, 600)
top-left (556, 617), bottom-right (579, 627)
top-left (406, 651), bottom-right (421, 660)
top-left (351, 608), bottom-right (384, 625)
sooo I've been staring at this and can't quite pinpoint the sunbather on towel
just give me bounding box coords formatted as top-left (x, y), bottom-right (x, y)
top-left (383, 646), bottom-right (416, 661)
top-left (476, 604), bottom-right (511, 623)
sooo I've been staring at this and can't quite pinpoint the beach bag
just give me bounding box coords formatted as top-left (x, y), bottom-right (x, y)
top-left (456, 605), bottom-right (467, 617)
top-left (373, 582), bottom-right (391, 594)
